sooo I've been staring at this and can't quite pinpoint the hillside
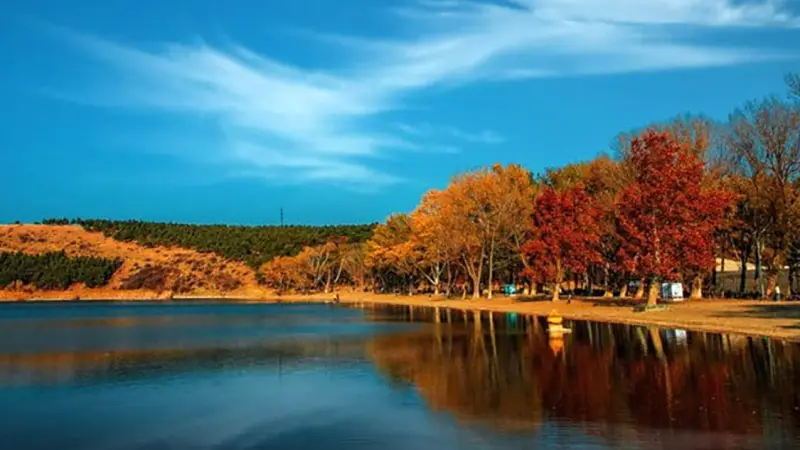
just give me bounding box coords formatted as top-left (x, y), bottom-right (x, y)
top-left (45, 219), bottom-right (376, 268)
top-left (0, 224), bottom-right (268, 300)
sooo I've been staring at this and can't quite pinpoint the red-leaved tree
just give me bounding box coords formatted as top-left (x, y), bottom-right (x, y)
top-left (616, 130), bottom-right (734, 306)
top-left (523, 185), bottom-right (602, 301)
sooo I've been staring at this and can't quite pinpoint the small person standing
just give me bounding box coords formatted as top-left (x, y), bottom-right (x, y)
top-left (774, 285), bottom-right (781, 302)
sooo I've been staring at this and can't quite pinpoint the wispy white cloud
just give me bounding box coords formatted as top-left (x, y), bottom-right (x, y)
top-left (448, 127), bottom-right (505, 145)
top-left (395, 122), bottom-right (505, 145)
top-left (46, 0), bottom-right (799, 187)
top-left (376, 0), bottom-right (798, 88)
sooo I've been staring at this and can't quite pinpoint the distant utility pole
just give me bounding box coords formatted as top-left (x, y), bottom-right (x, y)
top-left (280, 208), bottom-right (284, 227)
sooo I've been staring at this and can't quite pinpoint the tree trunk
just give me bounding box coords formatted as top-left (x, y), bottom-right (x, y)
top-left (424, 263), bottom-right (442, 296)
top-left (552, 269), bottom-right (563, 302)
top-left (619, 281), bottom-right (628, 298)
top-left (334, 261), bottom-right (344, 285)
top-left (647, 278), bottom-right (660, 307)
top-left (585, 271), bottom-right (592, 296)
top-left (324, 268), bottom-right (332, 293)
top-left (711, 267), bottom-right (718, 294)
top-left (551, 283), bottom-right (560, 301)
top-left (756, 239), bottom-right (765, 299)
top-left (690, 275), bottom-right (703, 300)
top-left (781, 240), bottom-right (791, 298)
top-left (463, 252), bottom-right (484, 300)
top-left (635, 278), bottom-right (645, 299)
top-left (603, 263), bottom-right (612, 297)
top-left (739, 245), bottom-right (750, 295)
top-left (487, 239), bottom-right (495, 299)
top-left (766, 271), bottom-right (779, 299)
top-left (445, 263), bottom-right (452, 297)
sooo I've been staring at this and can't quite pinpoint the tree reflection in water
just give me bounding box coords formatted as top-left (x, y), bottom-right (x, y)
top-left (366, 306), bottom-right (800, 446)
top-left (1, 304), bottom-right (798, 448)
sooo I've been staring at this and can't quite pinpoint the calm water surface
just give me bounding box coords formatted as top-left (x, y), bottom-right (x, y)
top-left (0, 301), bottom-right (798, 449)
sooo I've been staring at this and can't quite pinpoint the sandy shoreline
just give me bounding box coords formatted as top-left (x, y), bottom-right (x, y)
top-left (2, 290), bottom-right (799, 342)
top-left (278, 292), bottom-right (800, 342)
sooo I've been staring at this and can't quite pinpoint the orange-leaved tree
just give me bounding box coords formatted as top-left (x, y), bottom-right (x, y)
top-left (617, 130), bottom-right (734, 306)
top-left (440, 164), bottom-right (534, 299)
top-left (434, 178), bottom-right (485, 298)
top-left (523, 185), bottom-right (602, 301)
top-left (341, 243), bottom-right (369, 291)
top-left (295, 236), bottom-right (349, 293)
top-left (366, 214), bottom-right (417, 294)
top-left (260, 255), bottom-right (307, 294)
top-left (410, 190), bottom-right (457, 295)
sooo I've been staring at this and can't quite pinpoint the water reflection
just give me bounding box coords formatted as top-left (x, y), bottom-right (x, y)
top-left (0, 302), bottom-right (798, 449)
top-left (0, 303), bottom-right (409, 387)
top-left (365, 306), bottom-right (800, 447)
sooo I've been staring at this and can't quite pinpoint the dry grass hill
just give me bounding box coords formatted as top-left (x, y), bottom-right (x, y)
top-left (0, 224), bottom-right (269, 300)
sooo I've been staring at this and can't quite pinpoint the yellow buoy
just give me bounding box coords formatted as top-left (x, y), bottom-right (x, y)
top-left (547, 310), bottom-right (563, 326)
top-left (547, 310), bottom-right (570, 335)
top-left (547, 316), bottom-right (563, 326)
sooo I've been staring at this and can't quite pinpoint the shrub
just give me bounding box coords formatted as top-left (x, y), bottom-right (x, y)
top-left (0, 251), bottom-right (122, 290)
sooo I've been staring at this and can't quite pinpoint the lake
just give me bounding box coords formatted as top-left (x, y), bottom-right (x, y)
top-left (0, 302), bottom-right (798, 449)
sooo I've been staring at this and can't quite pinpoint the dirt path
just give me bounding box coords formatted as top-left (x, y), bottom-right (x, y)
top-left (280, 292), bottom-right (800, 342)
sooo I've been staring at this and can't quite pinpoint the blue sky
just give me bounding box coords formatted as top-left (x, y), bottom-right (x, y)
top-left (1, 0), bottom-right (799, 225)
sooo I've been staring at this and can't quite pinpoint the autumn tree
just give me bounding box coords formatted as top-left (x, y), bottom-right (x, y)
top-left (502, 169), bottom-right (538, 295)
top-left (341, 243), bottom-right (369, 291)
top-left (789, 73), bottom-right (800, 293)
top-left (725, 96), bottom-right (800, 297)
top-left (585, 157), bottom-right (628, 297)
top-left (260, 255), bottom-right (306, 294)
top-left (720, 175), bottom-right (769, 296)
top-left (409, 190), bottom-right (457, 295)
top-left (790, 240), bottom-right (800, 293)
top-left (613, 116), bottom-right (728, 296)
top-left (540, 155), bottom-right (625, 296)
top-left (661, 116), bottom-right (729, 297)
top-left (433, 179), bottom-right (486, 298)
top-left (292, 237), bottom-right (349, 293)
top-left (366, 214), bottom-right (417, 294)
top-left (523, 186), bottom-right (602, 301)
top-left (442, 164), bottom-right (534, 299)
top-left (617, 130), bottom-right (734, 306)
top-left (484, 164), bottom-right (536, 298)
top-left (259, 240), bottom-right (368, 294)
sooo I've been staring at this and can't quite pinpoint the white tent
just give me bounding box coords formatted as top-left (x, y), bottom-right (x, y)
top-left (660, 282), bottom-right (684, 302)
